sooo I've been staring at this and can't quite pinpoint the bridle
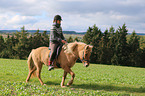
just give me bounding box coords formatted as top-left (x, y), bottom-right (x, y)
top-left (72, 45), bottom-right (90, 65)
top-left (63, 44), bottom-right (90, 65)
top-left (79, 45), bottom-right (90, 63)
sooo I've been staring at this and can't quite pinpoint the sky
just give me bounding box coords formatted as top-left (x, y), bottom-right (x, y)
top-left (0, 0), bottom-right (145, 33)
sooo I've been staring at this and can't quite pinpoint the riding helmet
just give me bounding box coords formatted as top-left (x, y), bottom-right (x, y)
top-left (54, 15), bottom-right (62, 21)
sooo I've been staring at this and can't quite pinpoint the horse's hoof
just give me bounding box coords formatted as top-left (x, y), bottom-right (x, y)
top-left (43, 84), bottom-right (46, 86)
top-left (26, 80), bottom-right (28, 83)
top-left (61, 86), bottom-right (66, 88)
top-left (67, 83), bottom-right (71, 86)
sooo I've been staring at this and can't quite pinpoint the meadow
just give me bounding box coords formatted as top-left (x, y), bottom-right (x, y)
top-left (0, 58), bottom-right (145, 96)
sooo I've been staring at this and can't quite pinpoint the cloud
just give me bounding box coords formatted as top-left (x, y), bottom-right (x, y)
top-left (6, 15), bottom-right (37, 24)
top-left (0, 0), bottom-right (145, 32)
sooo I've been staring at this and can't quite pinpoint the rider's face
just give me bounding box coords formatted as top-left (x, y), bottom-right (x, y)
top-left (57, 20), bottom-right (61, 24)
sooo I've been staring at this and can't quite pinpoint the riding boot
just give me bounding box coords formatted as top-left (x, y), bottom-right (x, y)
top-left (48, 61), bottom-right (54, 71)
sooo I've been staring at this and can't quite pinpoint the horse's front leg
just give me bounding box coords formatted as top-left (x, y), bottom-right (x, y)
top-left (67, 69), bottom-right (75, 86)
top-left (61, 71), bottom-right (67, 88)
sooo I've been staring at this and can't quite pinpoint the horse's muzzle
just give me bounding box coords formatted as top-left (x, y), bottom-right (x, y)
top-left (84, 62), bottom-right (89, 67)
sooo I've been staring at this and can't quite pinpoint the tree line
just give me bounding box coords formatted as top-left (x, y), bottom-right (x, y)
top-left (0, 26), bottom-right (49, 59)
top-left (0, 25), bottom-right (145, 67)
top-left (0, 26), bottom-right (79, 59)
top-left (83, 24), bottom-right (145, 67)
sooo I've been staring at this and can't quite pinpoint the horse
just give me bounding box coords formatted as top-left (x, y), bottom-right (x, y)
top-left (26, 41), bottom-right (93, 87)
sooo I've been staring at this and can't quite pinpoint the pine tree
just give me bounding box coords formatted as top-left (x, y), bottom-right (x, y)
top-left (41, 31), bottom-right (49, 46)
top-left (13, 26), bottom-right (29, 59)
top-left (32, 29), bottom-right (44, 48)
top-left (83, 24), bottom-right (103, 63)
top-left (111, 24), bottom-right (129, 65)
top-left (74, 37), bottom-right (79, 42)
top-left (67, 36), bottom-right (73, 43)
top-left (0, 35), bottom-right (5, 57)
top-left (128, 31), bottom-right (141, 66)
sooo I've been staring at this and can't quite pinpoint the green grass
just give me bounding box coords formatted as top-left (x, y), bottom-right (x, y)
top-left (0, 58), bottom-right (145, 96)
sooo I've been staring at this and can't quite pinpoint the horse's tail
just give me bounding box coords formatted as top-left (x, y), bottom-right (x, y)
top-left (27, 49), bottom-right (36, 77)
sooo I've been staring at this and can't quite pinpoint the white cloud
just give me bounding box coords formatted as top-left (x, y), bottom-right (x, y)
top-left (0, 0), bottom-right (145, 32)
top-left (6, 15), bottom-right (37, 24)
top-left (119, 0), bottom-right (145, 6)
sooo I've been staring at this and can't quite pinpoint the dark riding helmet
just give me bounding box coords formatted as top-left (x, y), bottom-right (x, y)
top-left (54, 15), bottom-right (62, 21)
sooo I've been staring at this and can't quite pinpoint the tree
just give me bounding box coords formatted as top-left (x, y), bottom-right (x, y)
top-left (67, 36), bottom-right (73, 43)
top-left (98, 29), bottom-right (110, 64)
top-left (41, 31), bottom-right (49, 47)
top-left (13, 26), bottom-right (29, 59)
top-left (128, 31), bottom-right (141, 66)
top-left (111, 24), bottom-right (129, 65)
top-left (0, 35), bottom-right (5, 52)
top-left (74, 37), bottom-right (79, 42)
top-left (83, 24), bottom-right (103, 63)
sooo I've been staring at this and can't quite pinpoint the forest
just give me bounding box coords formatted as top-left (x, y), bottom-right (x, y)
top-left (0, 24), bottom-right (145, 67)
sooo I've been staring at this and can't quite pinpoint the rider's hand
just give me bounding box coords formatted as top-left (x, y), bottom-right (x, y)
top-left (62, 40), bottom-right (67, 44)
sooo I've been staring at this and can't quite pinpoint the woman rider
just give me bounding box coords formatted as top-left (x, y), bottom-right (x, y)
top-left (48, 15), bottom-right (67, 71)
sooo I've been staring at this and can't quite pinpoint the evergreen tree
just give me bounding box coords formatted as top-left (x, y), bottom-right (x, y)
top-left (83, 25), bottom-right (102, 63)
top-left (67, 36), bottom-right (73, 43)
top-left (32, 29), bottom-right (44, 49)
top-left (2, 34), bottom-right (11, 58)
top-left (140, 48), bottom-right (145, 67)
top-left (99, 29), bottom-right (110, 64)
top-left (41, 31), bottom-right (49, 46)
top-left (74, 37), bottom-right (79, 42)
top-left (0, 35), bottom-right (5, 57)
top-left (13, 26), bottom-right (29, 59)
top-left (128, 31), bottom-right (141, 66)
top-left (111, 24), bottom-right (129, 65)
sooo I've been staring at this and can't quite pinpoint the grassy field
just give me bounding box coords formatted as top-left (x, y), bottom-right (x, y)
top-left (0, 58), bottom-right (145, 96)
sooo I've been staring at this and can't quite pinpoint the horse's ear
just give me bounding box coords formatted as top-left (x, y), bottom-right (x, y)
top-left (89, 45), bottom-right (93, 49)
top-left (85, 45), bottom-right (90, 50)
top-left (85, 45), bottom-right (93, 50)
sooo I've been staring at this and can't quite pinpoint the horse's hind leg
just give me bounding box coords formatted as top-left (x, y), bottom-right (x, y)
top-left (61, 71), bottom-right (68, 87)
top-left (35, 63), bottom-right (44, 85)
top-left (26, 66), bottom-right (36, 82)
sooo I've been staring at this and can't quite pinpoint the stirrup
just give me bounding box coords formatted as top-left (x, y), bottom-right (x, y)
top-left (48, 65), bottom-right (54, 71)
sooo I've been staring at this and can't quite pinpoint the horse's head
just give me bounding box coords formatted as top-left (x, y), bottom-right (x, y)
top-left (64, 42), bottom-right (93, 67)
top-left (79, 44), bottom-right (93, 67)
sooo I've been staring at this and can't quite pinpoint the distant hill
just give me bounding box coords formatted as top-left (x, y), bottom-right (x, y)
top-left (0, 30), bottom-right (86, 35)
top-left (0, 30), bottom-right (145, 35)
top-left (128, 33), bottom-right (145, 35)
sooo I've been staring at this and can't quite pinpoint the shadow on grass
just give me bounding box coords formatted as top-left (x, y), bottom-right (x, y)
top-left (72, 83), bottom-right (145, 93)
top-left (45, 81), bottom-right (145, 93)
top-left (45, 81), bottom-right (60, 86)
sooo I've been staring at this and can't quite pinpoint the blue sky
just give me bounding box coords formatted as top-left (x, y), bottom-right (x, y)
top-left (0, 0), bottom-right (145, 33)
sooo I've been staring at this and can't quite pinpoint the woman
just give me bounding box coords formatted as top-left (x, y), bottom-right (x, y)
top-left (48, 15), bottom-right (67, 71)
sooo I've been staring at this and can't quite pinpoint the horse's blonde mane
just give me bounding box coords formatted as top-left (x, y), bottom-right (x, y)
top-left (63, 42), bottom-right (86, 54)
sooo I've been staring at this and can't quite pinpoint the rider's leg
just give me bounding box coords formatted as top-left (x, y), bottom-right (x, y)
top-left (48, 42), bottom-right (59, 71)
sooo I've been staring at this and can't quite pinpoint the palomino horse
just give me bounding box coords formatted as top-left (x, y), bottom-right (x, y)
top-left (26, 42), bottom-right (93, 87)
